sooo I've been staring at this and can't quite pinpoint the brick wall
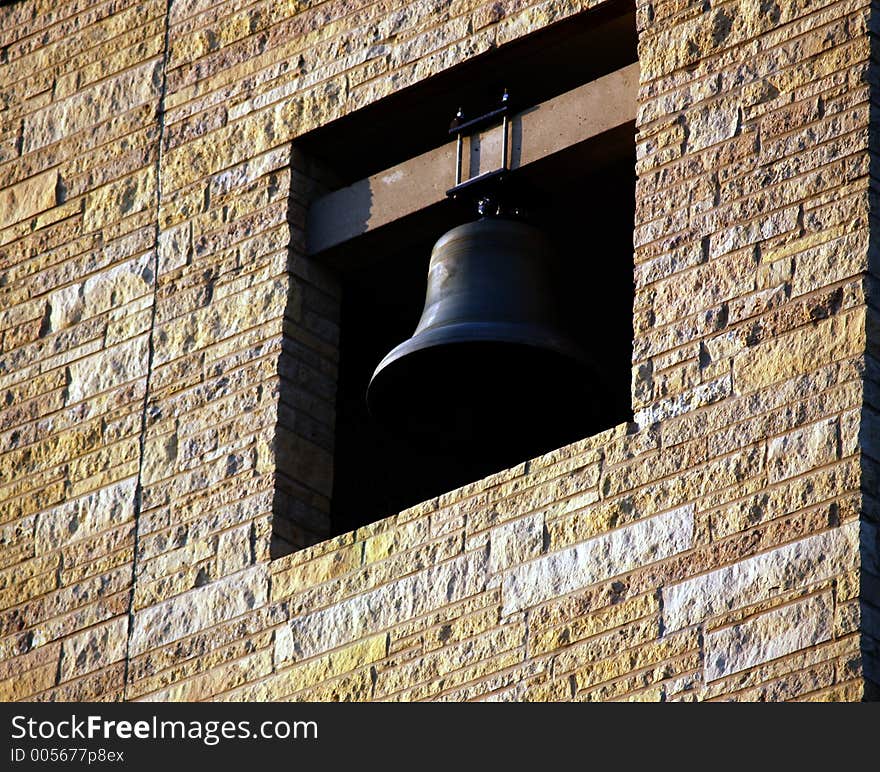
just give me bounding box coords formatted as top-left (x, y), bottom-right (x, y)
top-left (0, 0), bottom-right (876, 701)
top-left (1, 0), bottom-right (166, 701)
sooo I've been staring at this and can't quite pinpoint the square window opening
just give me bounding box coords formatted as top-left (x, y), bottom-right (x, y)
top-left (271, 1), bottom-right (637, 556)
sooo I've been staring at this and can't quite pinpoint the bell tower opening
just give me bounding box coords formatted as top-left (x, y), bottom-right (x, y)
top-left (273, 0), bottom-right (638, 553)
top-left (330, 146), bottom-right (635, 535)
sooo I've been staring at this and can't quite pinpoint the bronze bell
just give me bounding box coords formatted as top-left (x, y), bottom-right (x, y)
top-left (366, 211), bottom-right (605, 459)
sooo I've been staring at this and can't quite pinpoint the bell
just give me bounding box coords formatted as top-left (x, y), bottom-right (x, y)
top-left (366, 212), bottom-right (605, 459)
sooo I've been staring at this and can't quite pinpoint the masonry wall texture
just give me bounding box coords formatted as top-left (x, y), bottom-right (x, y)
top-left (0, 0), bottom-right (878, 701)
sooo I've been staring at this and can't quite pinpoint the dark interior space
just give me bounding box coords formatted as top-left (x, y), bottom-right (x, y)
top-left (329, 137), bottom-right (636, 535)
top-left (284, 0), bottom-right (639, 537)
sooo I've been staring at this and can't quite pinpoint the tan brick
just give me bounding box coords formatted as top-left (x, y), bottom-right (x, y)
top-left (733, 310), bottom-right (865, 395)
top-left (766, 418), bottom-right (839, 483)
top-left (130, 566), bottom-right (268, 655)
top-left (274, 633), bottom-right (386, 697)
top-left (488, 513), bottom-right (543, 574)
top-left (663, 523), bottom-right (859, 632)
top-left (0, 660), bottom-right (57, 701)
top-left (139, 649), bottom-right (273, 701)
top-left (271, 543), bottom-right (362, 601)
top-left (66, 336), bottom-right (149, 405)
top-left (531, 591), bottom-right (659, 656)
top-left (83, 166), bottom-right (157, 233)
top-left (276, 551), bottom-right (488, 663)
top-left (705, 593), bottom-right (833, 681)
top-left (502, 505), bottom-right (694, 614)
top-left (23, 59), bottom-right (162, 154)
top-left (35, 478), bottom-right (137, 555)
top-left (59, 616), bottom-right (128, 682)
top-left (0, 169), bottom-right (58, 230)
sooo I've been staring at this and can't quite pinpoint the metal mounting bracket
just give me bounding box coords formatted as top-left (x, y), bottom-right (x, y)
top-left (446, 90), bottom-right (511, 201)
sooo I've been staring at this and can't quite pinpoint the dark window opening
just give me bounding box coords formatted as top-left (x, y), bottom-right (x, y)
top-left (274, 0), bottom-right (639, 550)
top-left (330, 134), bottom-right (635, 535)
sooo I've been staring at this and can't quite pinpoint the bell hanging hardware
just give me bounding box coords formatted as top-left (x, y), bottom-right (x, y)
top-left (366, 90), bottom-right (604, 458)
top-left (447, 89), bottom-right (512, 205)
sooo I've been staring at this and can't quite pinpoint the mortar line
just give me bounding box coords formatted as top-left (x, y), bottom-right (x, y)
top-left (122, 0), bottom-right (174, 701)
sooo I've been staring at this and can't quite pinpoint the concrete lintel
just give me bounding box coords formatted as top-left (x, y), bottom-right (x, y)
top-left (306, 61), bottom-right (639, 257)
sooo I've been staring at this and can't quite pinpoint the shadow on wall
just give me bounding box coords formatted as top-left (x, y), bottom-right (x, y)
top-left (862, 3), bottom-right (880, 701)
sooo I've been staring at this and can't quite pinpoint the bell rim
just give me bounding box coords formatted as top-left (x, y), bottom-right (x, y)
top-left (366, 321), bottom-right (596, 416)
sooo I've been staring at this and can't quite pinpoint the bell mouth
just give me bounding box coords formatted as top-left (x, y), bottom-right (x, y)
top-left (370, 319), bottom-right (590, 380)
top-left (366, 335), bottom-right (605, 461)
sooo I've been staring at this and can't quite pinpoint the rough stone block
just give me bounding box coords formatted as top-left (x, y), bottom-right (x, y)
top-left (0, 659), bottom-right (57, 701)
top-left (766, 417), bottom-right (839, 484)
top-left (83, 166), bottom-right (157, 233)
top-left (663, 522), bottom-right (859, 632)
top-left (152, 278), bottom-right (287, 365)
top-left (48, 253), bottom-right (154, 333)
top-left (733, 310), bottom-right (865, 395)
top-left (272, 633), bottom-right (386, 697)
top-left (532, 592), bottom-right (659, 656)
top-left (215, 524), bottom-right (254, 578)
top-left (790, 230), bottom-right (868, 298)
top-left (59, 616), bottom-right (128, 682)
top-left (275, 551), bottom-right (488, 664)
top-left (705, 593), bottom-right (833, 681)
top-left (685, 96), bottom-right (741, 153)
top-left (489, 513), bottom-right (544, 574)
top-left (501, 505), bottom-right (694, 615)
top-left (636, 374), bottom-right (731, 427)
top-left (130, 565), bottom-right (268, 655)
top-left (23, 60), bottom-right (161, 154)
top-left (35, 477), bottom-right (136, 555)
top-left (66, 335), bottom-right (149, 405)
top-left (0, 169), bottom-right (58, 229)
